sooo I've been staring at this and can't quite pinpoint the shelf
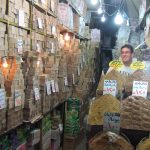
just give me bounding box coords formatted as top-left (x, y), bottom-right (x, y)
top-left (23, 114), bottom-right (43, 124)
top-left (47, 11), bottom-right (57, 18)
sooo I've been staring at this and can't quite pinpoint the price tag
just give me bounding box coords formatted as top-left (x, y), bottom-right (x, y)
top-left (17, 39), bottom-right (23, 54)
top-left (34, 87), bottom-right (40, 100)
top-left (46, 81), bottom-right (51, 95)
top-left (0, 89), bottom-right (6, 109)
top-left (132, 81), bottom-right (148, 98)
top-left (15, 90), bottom-right (22, 107)
top-left (19, 10), bottom-right (25, 27)
top-left (72, 74), bottom-right (75, 85)
top-left (64, 77), bottom-right (68, 86)
top-left (103, 112), bottom-right (120, 134)
top-left (51, 80), bottom-right (56, 93)
top-left (77, 66), bottom-right (80, 76)
top-left (103, 80), bottom-right (117, 96)
top-left (55, 81), bottom-right (59, 92)
top-left (38, 18), bottom-right (43, 29)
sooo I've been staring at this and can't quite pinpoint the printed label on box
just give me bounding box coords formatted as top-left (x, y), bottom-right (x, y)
top-left (103, 112), bottom-right (120, 134)
top-left (17, 39), bottom-right (23, 54)
top-left (15, 90), bottom-right (22, 107)
top-left (38, 18), bottom-right (43, 29)
top-left (46, 81), bottom-right (51, 95)
top-left (0, 89), bottom-right (6, 109)
top-left (19, 10), bottom-right (25, 27)
top-left (132, 81), bottom-right (148, 98)
top-left (34, 87), bottom-right (40, 100)
top-left (103, 80), bottom-right (117, 96)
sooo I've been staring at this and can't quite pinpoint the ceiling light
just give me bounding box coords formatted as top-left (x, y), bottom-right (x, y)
top-left (114, 11), bottom-right (124, 25)
top-left (98, 7), bottom-right (103, 14)
top-left (91, 0), bottom-right (98, 5)
top-left (101, 14), bottom-right (106, 22)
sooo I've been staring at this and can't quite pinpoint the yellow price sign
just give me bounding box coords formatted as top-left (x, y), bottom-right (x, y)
top-left (130, 61), bottom-right (145, 70)
top-left (109, 60), bottom-right (123, 69)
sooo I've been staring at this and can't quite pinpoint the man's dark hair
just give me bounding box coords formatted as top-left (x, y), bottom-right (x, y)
top-left (121, 44), bottom-right (134, 53)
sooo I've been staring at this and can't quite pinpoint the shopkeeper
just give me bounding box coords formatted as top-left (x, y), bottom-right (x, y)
top-left (107, 44), bottom-right (136, 76)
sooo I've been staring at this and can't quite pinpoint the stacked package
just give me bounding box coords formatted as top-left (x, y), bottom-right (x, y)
top-left (2, 57), bottom-right (25, 130)
top-left (0, 69), bottom-right (6, 133)
top-left (23, 52), bottom-right (42, 121)
top-left (8, 26), bottom-right (30, 55)
top-left (0, 22), bottom-right (8, 57)
top-left (32, 32), bottom-right (45, 52)
top-left (0, 0), bottom-right (6, 19)
top-left (32, 7), bottom-right (46, 33)
top-left (9, 0), bottom-right (30, 28)
top-left (39, 74), bottom-right (52, 114)
top-left (121, 96), bottom-right (150, 131)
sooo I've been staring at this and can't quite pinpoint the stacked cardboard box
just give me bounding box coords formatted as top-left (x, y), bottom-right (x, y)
top-left (46, 15), bottom-right (58, 37)
top-left (33, 7), bottom-right (46, 33)
top-left (3, 58), bottom-right (25, 130)
top-left (23, 54), bottom-right (42, 121)
top-left (9, 0), bottom-right (30, 27)
top-left (8, 25), bottom-right (30, 55)
top-left (0, 22), bottom-right (8, 57)
top-left (39, 74), bottom-right (52, 114)
top-left (0, 0), bottom-right (7, 19)
top-left (0, 69), bottom-right (6, 133)
top-left (32, 32), bottom-right (45, 52)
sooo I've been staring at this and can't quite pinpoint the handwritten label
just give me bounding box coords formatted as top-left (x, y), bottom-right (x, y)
top-left (34, 87), bottom-right (40, 101)
top-left (17, 39), bottom-right (23, 54)
top-left (132, 81), bottom-right (148, 98)
top-left (38, 18), bottom-right (43, 29)
top-left (15, 90), bottom-right (22, 107)
top-left (130, 61), bottom-right (145, 70)
top-left (103, 80), bottom-right (117, 96)
top-left (46, 81), bottom-right (51, 95)
top-left (19, 10), bottom-right (25, 27)
top-left (103, 112), bottom-right (120, 133)
top-left (0, 89), bottom-right (6, 109)
top-left (109, 60), bottom-right (123, 69)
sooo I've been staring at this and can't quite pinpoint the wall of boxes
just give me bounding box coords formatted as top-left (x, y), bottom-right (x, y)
top-left (0, 0), bottom-right (98, 149)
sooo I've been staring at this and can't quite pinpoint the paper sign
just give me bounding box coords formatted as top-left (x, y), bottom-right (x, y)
top-left (34, 87), bottom-right (40, 100)
top-left (72, 74), bottom-right (75, 85)
top-left (103, 80), bottom-right (117, 96)
top-left (64, 77), bottom-right (68, 86)
top-left (132, 81), bottom-right (148, 98)
top-left (0, 89), bottom-right (6, 109)
top-left (51, 80), bottom-right (55, 93)
top-left (103, 112), bottom-right (120, 133)
top-left (38, 18), bottom-right (43, 29)
top-left (55, 81), bottom-right (59, 92)
top-left (19, 10), bottom-right (25, 27)
top-left (46, 81), bottom-right (51, 95)
top-left (15, 90), bottom-right (22, 107)
top-left (17, 39), bottom-right (23, 54)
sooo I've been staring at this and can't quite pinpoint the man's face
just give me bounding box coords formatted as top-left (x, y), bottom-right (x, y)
top-left (121, 47), bottom-right (133, 64)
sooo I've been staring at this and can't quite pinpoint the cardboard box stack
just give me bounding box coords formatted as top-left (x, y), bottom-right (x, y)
top-left (0, 22), bottom-right (8, 57)
top-left (8, 25), bottom-right (30, 55)
top-left (0, 69), bottom-right (6, 133)
top-left (32, 7), bottom-right (46, 33)
top-left (0, 0), bottom-right (7, 19)
top-left (2, 57), bottom-right (25, 130)
top-left (9, 0), bottom-right (30, 28)
top-left (23, 53), bottom-right (42, 121)
top-left (32, 32), bottom-right (45, 52)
